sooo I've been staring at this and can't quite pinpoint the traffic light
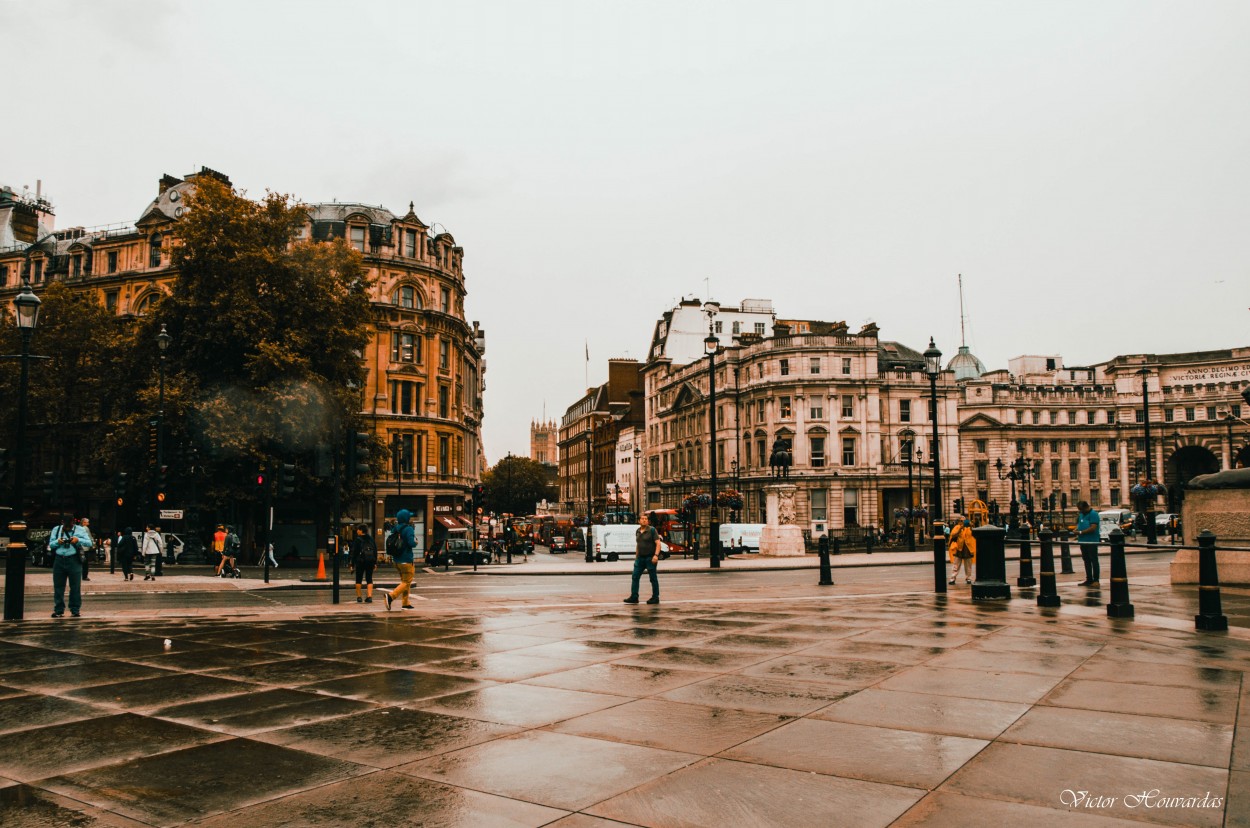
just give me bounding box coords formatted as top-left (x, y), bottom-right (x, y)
top-left (0, 448), bottom-right (8, 483)
top-left (347, 431), bottom-right (371, 480)
top-left (953, 497), bottom-right (963, 515)
top-left (253, 468), bottom-right (268, 494)
top-left (1061, 492), bottom-right (1068, 509)
top-left (42, 471), bottom-right (56, 500)
top-left (472, 484), bottom-right (486, 509)
top-left (113, 472), bottom-right (128, 501)
top-left (157, 464), bottom-right (168, 495)
top-left (278, 463), bottom-right (296, 497)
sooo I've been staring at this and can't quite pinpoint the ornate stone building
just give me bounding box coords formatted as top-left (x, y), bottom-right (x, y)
top-left (0, 169), bottom-right (486, 552)
top-left (557, 360), bottom-right (643, 520)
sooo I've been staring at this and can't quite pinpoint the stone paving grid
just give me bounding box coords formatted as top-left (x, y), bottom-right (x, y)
top-left (0, 593), bottom-right (1246, 827)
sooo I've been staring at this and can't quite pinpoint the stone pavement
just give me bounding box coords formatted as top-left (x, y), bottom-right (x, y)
top-left (0, 570), bottom-right (1247, 827)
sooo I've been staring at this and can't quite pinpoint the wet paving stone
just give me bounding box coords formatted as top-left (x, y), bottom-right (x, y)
top-left (877, 666), bottom-right (1064, 704)
top-left (398, 730), bottom-right (699, 811)
top-left (0, 644), bottom-right (91, 673)
top-left (422, 651), bottom-right (587, 681)
top-left (328, 641), bottom-right (471, 668)
top-left (723, 717), bottom-right (988, 789)
top-left (973, 630), bottom-right (1106, 657)
top-left (207, 656), bottom-right (379, 686)
top-left (510, 638), bottom-right (655, 662)
top-left (548, 697), bottom-right (789, 754)
top-left (526, 661), bottom-right (714, 697)
top-left (942, 742), bottom-right (1228, 827)
top-left (0, 685), bottom-right (24, 701)
top-left (1, 659), bottom-right (178, 693)
top-left (694, 632), bottom-right (817, 653)
top-left (40, 737), bottom-right (369, 826)
top-left (0, 783), bottom-right (152, 828)
top-left (849, 628), bottom-right (983, 649)
top-left (0, 713), bottom-right (227, 781)
top-left (0, 694), bottom-right (109, 735)
top-left (303, 668), bottom-right (491, 705)
top-left (588, 757), bottom-right (924, 828)
top-left (194, 769), bottom-right (566, 828)
top-left (151, 687), bottom-right (375, 734)
top-left (675, 617), bottom-right (766, 631)
top-left (921, 647), bottom-right (1091, 677)
top-left (813, 688), bottom-right (1030, 740)
top-left (1069, 656), bottom-right (1244, 689)
top-left (419, 631), bottom-right (564, 652)
top-left (591, 626), bottom-right (712, 645)
top-left (63, 673), bottom-right (262, 711)
top-left (255, 706), bottom-right (520, 767)
top-left (999, 705), bottom-right (1233, 767)
top-left (247, 635), bottom-right (394, 658)
top-left (740, 654), bottom-right (907, 687)
top-left (1043, 678), bottom-right (1240, 724)
top-left (73, 637), bottom-right (217, 661)
top-left (658, 673), bottom-right (857, 715)
top-left (126, 645), bottom-right (286, 672)
top-left (620, 644), bottom-right (776, 671)
top-left (799, 638), bottom-right (947, 664)
top-left (892, 790), bottom-right (1149, 827)
top-left (416, 682), bottom-right (626, 727)
top-left (0, 628), bottom-right (155, 652)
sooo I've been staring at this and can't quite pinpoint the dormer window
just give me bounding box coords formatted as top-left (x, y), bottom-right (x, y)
top-left (149, 233), bottom-right (163, 268)
top-left (405, 228), bottom-right (418, 257)
top-left (349, 226), bottom-right (366, 253)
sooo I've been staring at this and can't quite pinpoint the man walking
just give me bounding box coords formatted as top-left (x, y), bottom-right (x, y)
top-left (1075, 501), bottom-right (1101, 587)
top-left (141, 523), bottom-right (164, 581)
top-left (50, 513), bottom-right (93, 617)
top-left (624, 513), bottom-right (661, 605)
top-left (379, 508), bottom-right (417, 610)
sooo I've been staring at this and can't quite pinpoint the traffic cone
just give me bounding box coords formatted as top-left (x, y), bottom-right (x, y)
top-left (315, 551), bottom-right (327, 580)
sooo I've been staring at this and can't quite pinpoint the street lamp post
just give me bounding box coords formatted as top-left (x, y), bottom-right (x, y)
top-left (729, 458), bottom-right (739, 523)
top-left (584, 432), bottom-right (593, 563)
top-left (1138, 367), bottom-right (1158, 544)
top-left (633, 446), bottom-right (642, 519)
top-left (704, 301), bottom-right (722, 569)
top-left (904, 439), bottom-right (916, 551)
top-left (923, 339), bottom-right (944, 530)
top-left (995, 457), bottom-right (1020, 538)
top-left (4, 283), bottom-right (43, 621)
top-left (155, 324), bottom-right (171, 515)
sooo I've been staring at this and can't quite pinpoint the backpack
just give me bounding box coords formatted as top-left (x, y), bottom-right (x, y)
top-left (358, 537), bottom-right (378, 565)
top-left (385, 529), bottom-right (403, 557)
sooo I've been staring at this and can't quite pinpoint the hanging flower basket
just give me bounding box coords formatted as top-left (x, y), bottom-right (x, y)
top-left (1130, 481), bottom-right (1167, 500)
top-left (682, 492), bottom-right (712, 511)
top-left (893, 507), bottom-right (928, 519)
top-left (718, 489), bottom-right (744, 510)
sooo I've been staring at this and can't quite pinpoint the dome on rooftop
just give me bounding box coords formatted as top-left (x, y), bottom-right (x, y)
top-left (947, 345), bottom-right (986, 381)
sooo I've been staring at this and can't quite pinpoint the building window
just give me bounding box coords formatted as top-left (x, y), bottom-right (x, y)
top-left (1032, 411), bottom-right (1041, 424)
top-left (1050, 460), bottom-right (1059, 480)
top-left (901, 439), bottom-right (914, 462)
top-left (1087, 439), bottom-right (1097, 452)
top-left (842, 395), bottom-right (854, 418)
top-left (757, 438), bottom-right (766, 468)
top-left (756, 400), bottom-right (765, 422)
top-left (1088, 411), bottom-right (1097, 424)
top-left (1207, 405), bottom-right (1217, 420)
top-left (149, 233), bottom-right (162, 268)
top-left (390, 332), bottom-right (419, 363)
top-left (714, 320), bottom-right (723, 334)
top-left (1234, 404), bottom-right (1243, 418)
top-left (1135, 409), bottom-right (1145, 423)
top-left (754, 322), bottom-right (765, 335)
top-left (1165, 408), bottom-right (1175, 422)
top-left (1050, 440), bottom-right (1059, 452)
top-left (976, 461), bottom-right (987, 481)
top-left (899, 400), bottom-right (911, 422)
top-left (1185, 407), bottom-right (1196, 421)
top-left (104, 290), bottom-right (118, 313)
top-left (389, 381), bottom-right (421, 415)
top-left (392, 285), bottom-right (421, 308)
top-left (349, 226), bottom-right (366, 252)
top-left (1016, 440), bottom-right (1025, 453)
top-left (1069, 460), bottom-right (1080, 480)
top-left (811, 489), bottom-right (827, 521)
top-left (809, 358), bottom-right (820, 375)
top-left (844, 488), bottom-right (859, 526)
top-left (975, 439), bottom-right (987, 453)
top-left (810, 402), bottom-right (823, 419)
top-left (780, 359), bottom-right (789, 376)
top-left (439, 385), bottom-right (449, 418)
top-left (811, 437), bottom-right (825, 467)
top-left (393, 432), bottom-right (415, 474)
top-left (732, 321), bottom-right (741, 335)
top-left (1068, 440), bottom-right (1078, 452)
top-left (779, 397), bottom-right (792, 418)
top-left (439, 339), bottom-right (450, 370)
top-left (1088, 459), bottom-right (1099, 479)
top-left (842, 437), bottom-right (856, 466)
top-left (1049, 411), bottom-right (1058, 424)
top-left (439, 435), bottom-right (450, 475)
top-left (405, 228), bottom-right (418, 257)
top-left (1109, 460), bottom-right (1118, 478)
top-left (440, 287), bottom-right (451, 313)
top-left (1110, 487), bottom-right (1120, 505)
top-left (841, 358), bottom-right (852, 376)
top-left (71, 255), bottom-right (81, 278)
top-left (105, 251), bottom-right (116, 273)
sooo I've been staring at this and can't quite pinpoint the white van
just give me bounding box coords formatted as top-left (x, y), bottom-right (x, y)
top-left (590, 524), bottom-right (639, 561)
top-left (719, 523), bottom-right (765, 552)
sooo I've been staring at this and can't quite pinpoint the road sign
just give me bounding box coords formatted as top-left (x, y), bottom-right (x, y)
top-left (159, 509), bottom-right (184, 520)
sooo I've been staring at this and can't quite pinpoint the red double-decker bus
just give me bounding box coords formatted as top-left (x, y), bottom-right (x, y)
top-left (646, 509), bottom-right (692, 557)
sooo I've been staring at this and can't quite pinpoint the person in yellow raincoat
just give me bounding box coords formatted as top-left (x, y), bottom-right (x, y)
top-left (948, 514), bottom-right (976, 585)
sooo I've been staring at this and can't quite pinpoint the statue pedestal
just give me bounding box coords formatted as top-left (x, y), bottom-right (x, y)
top-left (1170, 488), bottom-right (1250, 584)
top-left (760, 484), bottom-right (806, 557)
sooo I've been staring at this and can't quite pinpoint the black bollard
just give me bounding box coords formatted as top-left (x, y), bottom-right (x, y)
top-left (971, 525), bottom-right (1010, 601)
top-left (933, 531), bottom-right (947, 595)
top-left (1036, 529), bottom-right (1060, 607)
top-left (331, 536), bottom-right (340, 605)
top-left (263, 545), bottom-right (270, 585)
top-left (1058, 529), bottom-right (1075, 575)
top-left (3, 520), bottom-right (28, 621)
top-left (865, 533), bottom-right (873, 555)
top-left (832, 538), bottom-right (841, 556)
top-left (1105, 528), bottom-right (1134, 618)
top-left (817, 536), bottom-right (833, 586)
top-left (1194, 530), bottom-right (1228, 631)
top-left (1017, 537), bottom-right (1036, 587)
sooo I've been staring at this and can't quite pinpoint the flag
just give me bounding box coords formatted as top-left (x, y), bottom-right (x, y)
top-left (585, 340), bottom-right (589, 361)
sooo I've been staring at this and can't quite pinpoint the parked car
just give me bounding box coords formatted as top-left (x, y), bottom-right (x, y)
top-left (428, 537), bottom-right (490, 566)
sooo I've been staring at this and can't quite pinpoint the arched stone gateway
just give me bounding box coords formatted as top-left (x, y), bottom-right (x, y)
top-left (1167, 444), bottom-right (1219, 488)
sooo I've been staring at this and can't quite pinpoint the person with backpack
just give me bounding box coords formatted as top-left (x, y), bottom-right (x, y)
top-left (141, 523), bottom-right (165, 581)
top-left (217, 526), bottom-right (241, 577)
top-left (350, 524), bottom-right (378, 603)
top-left (115, 527), bottom-right (139, 581)
top-left (947, 514), bottom-right (976, 585)
top-left (379, 509), bottom-right (417, 610)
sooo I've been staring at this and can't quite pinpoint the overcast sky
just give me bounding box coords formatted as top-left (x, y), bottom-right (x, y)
top-left (6, 1), bottom-right (1248, 461)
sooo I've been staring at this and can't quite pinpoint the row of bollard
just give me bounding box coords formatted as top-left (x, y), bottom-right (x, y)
top-left (931, 525), bottom-right (1228, 632)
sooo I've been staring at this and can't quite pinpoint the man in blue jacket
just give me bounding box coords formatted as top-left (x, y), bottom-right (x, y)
top-left (380, 508), bottom-right (417, 610)
top-left (50, 513), bottom-right (94, 618)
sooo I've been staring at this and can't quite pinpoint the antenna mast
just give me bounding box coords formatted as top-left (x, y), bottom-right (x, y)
top-left (958, 273), bottom-right (967, 347)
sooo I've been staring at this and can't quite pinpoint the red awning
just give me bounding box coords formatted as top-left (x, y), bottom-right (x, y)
top-left (435, 515), bottom-right (469, 531)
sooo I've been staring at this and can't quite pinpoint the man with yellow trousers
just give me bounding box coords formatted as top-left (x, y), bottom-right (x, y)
top-left (948, 514), bottom-right (976, 585)
top-left (380, 508), bottom-right (417, 610)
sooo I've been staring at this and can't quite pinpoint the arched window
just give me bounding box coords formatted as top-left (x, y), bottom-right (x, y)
top-left (149, 233), bottom-right (163, 268)
top-left (390, 285), bottom-right (423, 309)
top-left (133, 292), bottom-right (160, 317)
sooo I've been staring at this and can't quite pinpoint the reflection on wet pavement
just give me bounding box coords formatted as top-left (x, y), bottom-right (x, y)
top-left (0, 591), bottom-right (1246, 826)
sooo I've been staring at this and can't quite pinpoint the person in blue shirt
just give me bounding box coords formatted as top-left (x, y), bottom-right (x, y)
top-left (49, 513), bottom-right (94, 618)
top-left (1075, 500), bottom-right (1101, 587)
top-left (379, 508), bottom-right (417, 610)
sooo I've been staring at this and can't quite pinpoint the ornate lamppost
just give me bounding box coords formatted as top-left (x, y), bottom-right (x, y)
top-left (4, 283), bottom-right (43, 621)
top-left (633, 445), bottom-right (642, 520)
top-left (923, 339), bottom-right (944, 529)
top-left (584, 432), bottom-right (593, 563)
top-left (704, 301), bottom-right (722, 569)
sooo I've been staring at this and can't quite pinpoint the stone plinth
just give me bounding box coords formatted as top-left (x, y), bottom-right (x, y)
top-left (1169, 488), bottom-right (1250, 584)
top-left (760, 483), bottom-right (805, 557)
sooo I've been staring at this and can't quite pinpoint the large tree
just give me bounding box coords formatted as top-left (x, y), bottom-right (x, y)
top-left (97, 177), bottom-right (379, 527)
top-left (482, 456), bottom-right (558, 516)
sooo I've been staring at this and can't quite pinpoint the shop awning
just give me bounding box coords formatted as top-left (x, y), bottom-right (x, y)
top-left (435, 515), bottom-right (469, 531)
